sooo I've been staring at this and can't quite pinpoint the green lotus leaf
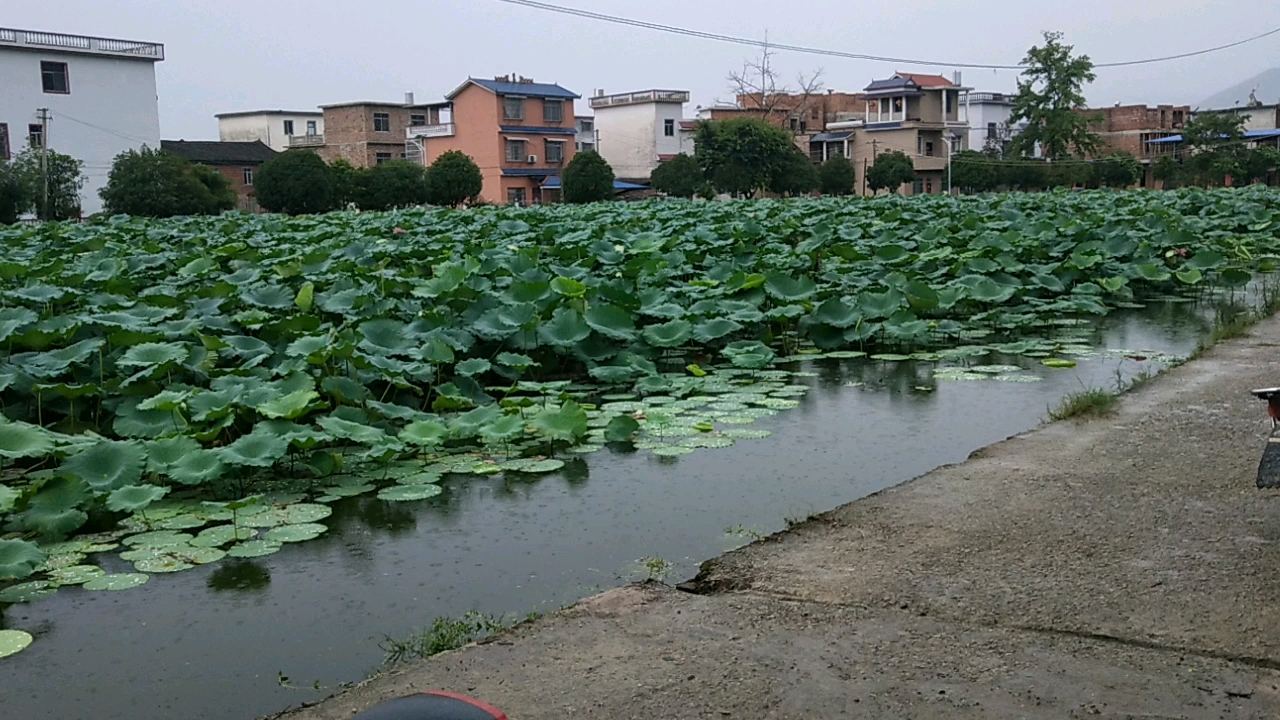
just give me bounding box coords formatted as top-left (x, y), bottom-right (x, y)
top-left (809, 298), bottom-right (860, 329)
top-left (0, 420), bottom-right (54, 459)
top-left (1183, 250), bottom-right (1224, 271)
top-left (0, 486), bottom-right (17, 513)
top-left (166, 449), bottom-right (225, 486)
top-left (358, 318), bottom-right (415, 355)
top-left (506, 458), bottom-right (565, 474)
top-left (217, 430), bottom-right (290, 468)
top-left (295, 281), bottom-right (315, 311)
top-left (692, 318), bottom-right (744, 343)
top-left (642, 319), bottom-right (692, 348)
top-left (190, 525), bottom-right (257, 547)
top-left (48, 564), bottom-right (106, 585)
top-left (82, 573), bottom-right (149, 591)
top-left (604, 415), bottom-right (640, 443)
top-left (479, 413), bottom-right (526, 444)
top-left (763, 273), bottom-right (817, 302)
top-left (857, 289), bottom-right (905, 319)
top-left (651, 445), bottom-right (696, 457)
top-left (264, 523), bottom-right (328, 543)
top-left (550, 276), bottom-right (587, 298)
top-left (145, 436), bottom-right (202, 473)
top-left (0, 307), bottom-right (38, 343)
top-left (0, 581), bottom-right (56, 603)
top-left (0, 630), bottom-right (34, 659)
top-left (285, 334), bottom-right (330, 358)
top-left (1041, 358), bottom-right (1078, 368)
top-left (256, 389), bottom-right (321, 420)
top-left (531, 401), bottom-right (588, 443)
top-left (227, 539), bottom-right (284, 558)
top-left (1175, 268), bottom-right (1203, 285)
top-left (455, 358), bottom-right (492, 376)
top-left (377, 484), bottom-right (444, 501)
top-left (400, 418), bottom-right (449, 447)
top-left (1221, 268), bottom-right (1252, 287)
top-left (106, 484), bottom-right (170, 513)
top-left (318, 415), bottom-right (390, 446)
top-left (585, 304), bottom-right (637, 341)
top-left (61, 440), bottom-right (146, 492)
top-left (538, 308), bottom-right (592, 347)
top-left (117, 342), bottom-right (189, 368)
top-left (495, 352), bottom-right (538, 370)
top-left (966, 277), bottom-right (1018, 303)
top-left (0, 539), bottom-right (46, 581)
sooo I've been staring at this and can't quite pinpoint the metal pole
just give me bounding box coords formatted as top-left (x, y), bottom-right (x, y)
top-left (947, 133), bottom-right (952, 195)
top-left (37, 108), bottom-right (49, 220)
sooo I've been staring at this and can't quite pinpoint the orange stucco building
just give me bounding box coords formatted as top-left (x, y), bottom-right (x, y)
top-left (412, 76), bottom-right (580, 205)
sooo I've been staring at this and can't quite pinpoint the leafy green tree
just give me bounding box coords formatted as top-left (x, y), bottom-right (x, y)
top-left (949, 151), bottom-right (999, 193)
top-left (866, 150), bottom-right (915, 194)
top-left (649, 153), bottom-right (704, 198)
top-left (362, 160), bottom-right (429, 211)
top-left (693, 117), bottom-right (796, 197)
top-left (11, 145), bottom-right (85, 220)
top-left (425, 151), bottom-right (483, 207)
top-left (1152, 155), bottom-right (1181, 188)
top-left (1045, 160), bottom-right (1095, 189)
top-left (1093, 151), bottom-right (1141, 188)
top-left (1240, 145), bottom-right (1280, 185)
top-left (768, 148), bottom-right (819, 196)
top-left (998, 159), bottom-right (1049, 191)
top-left (1009, 31), bottom-right (1101, 160)
top-left (99, 146), bottom-right (234, 217)
top-left (329, 159), bottom-right (367, 209)
top-left (1181, 112), bottom-right (1247, 186)
top-left (0, 159), bottom-right (31, 225)
top-left (562, 150), bottom-right (615, 204)
top-left (817, 155), bottom-right (856, 196)
top-left (256, 150), bottom-right (335, 215)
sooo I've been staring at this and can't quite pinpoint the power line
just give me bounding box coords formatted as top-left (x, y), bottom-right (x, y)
top-left (52, 112), bottom-right (154, 144)
top-left (496, 0), bottom-right (1280, 71)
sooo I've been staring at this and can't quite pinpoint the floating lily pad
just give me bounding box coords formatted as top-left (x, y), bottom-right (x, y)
top-left (720, 429), bottom-right (773, 439)
top-left (651, 445), bottom-right (696, 457)
top-left (155, 514), bottom-right (207, 531)
top-left (174, 547), bottom-right (227, 564)
top-left (506, 459), bottom-right (565, 474)
top-left (993, 374), bottom-right (1044, 383)
top-left (48, 565), bottom-right (105, 585)
top-left (226, 540), bottom-right (283, 558)
top-left (38, 552), bottom-right (86, 571)
top-left (568, 444), bottom-right (605, 454)
top-left (824, 351), bottom-right (867, 359)
top-left (241, 503), bottom-right (333, 527)
top-left (717, 416), bottom-right (758, 425)
top-left (968, 365), bottom-right (1024, 374)
top-left (756, 398), bottom-right (800, 409)
top-left (870, 354), bottom-right (912, 361)
top-left (0, 581), bottom-right (56, 603)
top-left (264, 523), bottom-right (328, 543)
top-left (680, 436), bottom-right (735, 449)
top-left (0, 629), bottom-right (33, 658)
top-left (190, 525), bottom-right (257, 547)
top-left (122, 531), bottom-right (194, 548)
top-left (319, 483), bottom-right (376, 497)
top-left (1041, 358), bottom-right (1078, 368)
top-left (133, 556), bottom-right (194, 573)
top-left (376, 484), bottom-right (443, 502)
top-left (82, 573), bottom-right (149, 591)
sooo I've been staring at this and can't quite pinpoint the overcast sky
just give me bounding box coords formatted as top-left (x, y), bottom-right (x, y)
top-left (9, 0), bottom-right (1280, 139)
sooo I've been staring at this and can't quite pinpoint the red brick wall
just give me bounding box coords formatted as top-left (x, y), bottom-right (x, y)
top-left (316, 104), bottom-right (415, 167)
top-left (1081, 104), bottom-right (1190, 158)
top-left (211, 163), bottom-right (263, 213)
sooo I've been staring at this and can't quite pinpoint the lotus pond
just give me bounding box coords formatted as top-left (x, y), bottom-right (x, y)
top-left (1, 188), bottom-right (1279, 718)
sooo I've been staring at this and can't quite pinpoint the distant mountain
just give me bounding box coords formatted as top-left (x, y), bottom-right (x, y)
top-left (1200, 68), bottom-right (1280, 109)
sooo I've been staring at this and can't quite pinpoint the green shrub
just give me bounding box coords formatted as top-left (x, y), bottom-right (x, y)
top-left (256, 151), bottom-right (335, 215)
top-left (425, 151), bottom-right (483, 207)
top-left (562, 151), bottom-right (614, 204)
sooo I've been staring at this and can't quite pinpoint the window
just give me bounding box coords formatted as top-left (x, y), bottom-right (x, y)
top-left (925, 178), bottom-right (933, 194)
top-left (507, 187), bottom-right (527, 206)
top-left (664, 118), bottom-right (675, 137)
top-left (545, 140), bottom-right (564, 164)
top-left (912, 178), bottom-right (924, 195)
top-left (410, 114), bottom-right (426, 127)
top-left (810, 108), bottom-right (819, 120)
top-left (400, 152), bottom-right (407, 159)
top-left (986, 122), bottom-right (998, 139)
top-left (506, 139), bottom-right (527, 163)
top-left (41, 61), bottom-right (69, 94)
top-left (578, 120), bottom-right (592, 133)
top-left (243, 167), bottom-right (254, 186)
top-left (0, 124), bottom-right (8, 161)
top-left (503, 97), bottom-right (524, 121)
top-left (892, 97), bottom-right (903, 114)
top-left (283, 120), bottom-right (295, 136)
top-left (542, 100), bottom-right (563, 122)
top-left (375, 152), bottom-right (392, 165)
top-left (917, 135), bottom-right (923, 155)
top-left (28, 124), bottom-right (43, 149)
top-left (924, 141), bottom-right (934, 157)
top-left (579, 142), bottom-right (595, 153)
top-left (306, 120), bottom-right (317, 135)
top-left (789, 117), bottom-right (799, 132)
top-left (373, 113), bottom-right (391, 132)
top-left (949, 135), bottom-right (962, 154)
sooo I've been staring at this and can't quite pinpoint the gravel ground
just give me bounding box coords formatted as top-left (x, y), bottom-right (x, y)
top-left (275, 317), bottom-right (1280, 720)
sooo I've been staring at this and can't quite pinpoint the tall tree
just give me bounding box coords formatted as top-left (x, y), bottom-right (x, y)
top-left (728, 40), bottom-right (825, 127)
top-left (562, 151), bottom-right (615, 204)
top-left (649, 153), bottom-right (704, 198)
top-left (768, 148), bottom-right (819, 196)
top-left (362, 160), bottom-right (429, 211)
top-left (1093, 151), bottom-right (1141, 188)
top-left (425, 151), bottom-right (483, 207)
top-left (949, 151), bottom-right (999, 193)
top-left (0, 159), bottom-right (31, 225)
top-left (1008, 31), bottom-right (1101, 160)
top-left (99, 146), bottom-right (233, 217)
top-left (256, 150), bottom-right (335, 215)
top-left (11, 145), bottom-right (84, 220)
top-left (865, 150), bottom-right (915, 195)
top-left (693, 117), bottom-right (796, 197)
top-left (1180, 112), bottom-right (1247, 187)
top-left (817, 155), bottom-right (856, 196)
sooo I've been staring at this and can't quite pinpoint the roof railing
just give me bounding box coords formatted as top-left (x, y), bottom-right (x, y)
top-left (0, 27), bottom-right (164, 60)
top-left (590, 90), bottom-right (690, 109)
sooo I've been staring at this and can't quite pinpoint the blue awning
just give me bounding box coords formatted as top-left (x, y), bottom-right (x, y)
top-left (1147, 128), bottom-right (1280, 144)
top-left (540, 177), bottom-right (649, 191)
top-left (499, 125), bottom-right (578, 136)
top-left (810, 132), bottom-right (853, 142)
top-left (502, 168), bottom-right (560, 177)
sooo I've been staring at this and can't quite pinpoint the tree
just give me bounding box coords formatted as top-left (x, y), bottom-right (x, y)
top-left (999, 160), bottom-right (1049, 191)
top-left (255, 150), bottom-right (335, 215)
top-left (362, 160), bottom-right (429, 211)
top-left (562, 151), bottom-right (615, 204)
top-left (649, 153), bottom-right (704, 198)
top-left (1009, 31), bottom-right (1101, 160)
top-left (0, 159), bottom-right (31, 225)
top-left (766, 148), bottom-right (817, 196)
top-left (424, 151), bottom-right (483, 207)
top-left (1181, 112), bottom-right (1247, 186)
top-left (1152, 155), bottom-right (1181, 188)
top-left (329, 159), bottom-right (367, 209)
top-left (693, 117), bottom-right (796, 196)
top-left (728, 41), bottom-right (825, 127)
top-left (817, 155), bottom-right (856, 196)
top-left (99, 146), bottom-right (233, 217)
top-left (11, 145), bottom-right (84, 220)
top-left (1093, 151), bottom-right (1141, 188)
top-left (865, 150), bottom-right (915, 195)
top-left (949, 151), bottom-right (999, 193)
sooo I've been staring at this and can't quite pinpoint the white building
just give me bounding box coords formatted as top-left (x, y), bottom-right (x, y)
top-left (960, 91), bottom-right (1027, 157)
top-left (574, 116), bottom-right (595, 153)
top-left (589, 89), bottom-right (693, 181)
top-left (215, 110), bottom-right (324, 153)
top-left (0, 27), bottom-right (163, 216)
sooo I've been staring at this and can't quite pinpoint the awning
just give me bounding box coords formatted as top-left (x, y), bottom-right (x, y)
top-left (498, 125), bottom-right (578, 136)
top-left (502, 135), bottom-right (531, 142)
top-left (810, 132), bottom-right (853, 142)
top-left (540, 177), bottom-right (649, 191)
top-left (1148, 128), bottom-right (1280, 144)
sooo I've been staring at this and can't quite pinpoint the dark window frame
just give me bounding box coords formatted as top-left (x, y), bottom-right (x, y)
top-left (373, 112), bottom-right (391, 132)
top-left (283, 120), bottom-right (295, 136)
top-left (41, 61), bottom-right (69, 94)
top-left (664, 118), bottom-right (675, 137)
top-left (0, 124), bottom-right (9, 161)
top-left (503, 97), bottom-right (525, 121)
top-left (306, 120), bottom-right (317, 135)
top-left (375, 152), bottom-right (392, 165)
top-left (542, 99), bottom-right (563, 123)
top-left (545, 139), bottom-right (565, 164)
top-left (28, 123), bottom-right (44, 149)
top-left (243, 167), bottom-right (254, 186)
top-left (505, 139), bottom-right (527, 163)
top-left (507, 187), bottom-right (527, 206)
top-left (410, 114), bottom-right (426, 127)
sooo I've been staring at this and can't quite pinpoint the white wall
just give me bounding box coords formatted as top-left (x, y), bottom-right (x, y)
top-left (595, 102), bottom-right (660, 179)
top-left (217, 113), bottom-right (323, 152)
top-left (0, 48), bottom-right (160, 216)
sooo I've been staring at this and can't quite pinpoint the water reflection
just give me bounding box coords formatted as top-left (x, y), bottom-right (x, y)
top-left (207, 561), bottom-right (271, 593)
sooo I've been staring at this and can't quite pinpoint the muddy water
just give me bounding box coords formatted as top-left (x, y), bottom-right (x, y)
top-left (0, 300), bottom-right (1232, 719)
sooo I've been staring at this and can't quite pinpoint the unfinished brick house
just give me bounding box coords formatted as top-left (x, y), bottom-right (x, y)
top-left (308, 93), bottom-right (433, 168)
top-left (1083, 104), bottom-right (1189, 187)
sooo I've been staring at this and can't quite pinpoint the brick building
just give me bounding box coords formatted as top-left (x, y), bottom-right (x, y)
top-left (1081, 104), bottom-right (1189, 187)
top-left (308, 94), bottom-right (434, 167)
top-left (736, 90), bottom-right (867, 133)
top-left (160, 139), bottom-right (277, 212)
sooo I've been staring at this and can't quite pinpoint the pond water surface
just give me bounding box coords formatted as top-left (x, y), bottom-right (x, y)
top-left (0, 299), bottom-right (1241, 720)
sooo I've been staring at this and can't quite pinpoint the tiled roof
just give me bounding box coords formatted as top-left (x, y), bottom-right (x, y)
top-left (160, 140), bottom-right (278, 165)
top-left (897, 72), bottom-right (953, 88)
top-left (458, 78), bottom-right (580, 100)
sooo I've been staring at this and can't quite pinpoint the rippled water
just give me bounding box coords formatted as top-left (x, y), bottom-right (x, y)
top-left (0, 298), bottom-right (1237, 719)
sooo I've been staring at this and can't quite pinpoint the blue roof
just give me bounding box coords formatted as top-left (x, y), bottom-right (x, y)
top-left (499, 125), bottom-right (578, 136)
top-left (502, 168), bottom-right (560, 177)
top-left (464, 78), bottom-right (580, 100)
top-left (540, 177), bottom-right (649, 191)
top-left (1148, 128), bottom-right (1280, 144)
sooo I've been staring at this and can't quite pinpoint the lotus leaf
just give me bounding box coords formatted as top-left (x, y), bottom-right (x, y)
top-left (0, 581), bottom-right (57, 603)
top-left (0, 629), bottom-right (34, 658)
top-left (218, 431), bottom-right (290, 468)
top-left (584, 304), bottom-right (637, 341)
top-left (106, 484), bottom-right (170, 513)
top-left (376, 484), bottom-right (443, 501)
top-left (227, 540), bottom-right (283, 558)
top-left (82, 573), bottom-right (149, 591)
top-left (538, 308), bottom-right (592, 347)
top-left (264, 523), bottom-right (328, 543)
top-left (0, 420), bottom-right (54, 459)
top-left (118, 342), bottom-right (188, 368)
top-left (0, 540), bottom-right (46, 581)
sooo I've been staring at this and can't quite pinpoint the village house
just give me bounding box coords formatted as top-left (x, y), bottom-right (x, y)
top-left (160, 139), bottom-right (277, 213)
top-left (215, 110), bottom-right (322, 153)
top-left (1083, 103), bottom-right (1188, 187)
top-left (305, 93), bottom-right (435, 168)
top-left (589, 89), bottom-right (693, 183)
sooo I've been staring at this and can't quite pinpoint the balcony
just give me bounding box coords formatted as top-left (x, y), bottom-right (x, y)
top-left (589, 90), bottom-right (690, 109)
top-left (288, 134), bottom-right (324, 148)
top-left (407, 123), bottom-right (455, 139)
top-left (0, 27), bottom-right (164, 60)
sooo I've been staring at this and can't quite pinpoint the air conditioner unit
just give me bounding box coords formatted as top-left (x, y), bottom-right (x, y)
top-left (527, 154), bottom-right (538, 164)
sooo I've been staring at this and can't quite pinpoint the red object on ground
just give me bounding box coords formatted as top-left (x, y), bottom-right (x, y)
top-left (350, 691), bottom-right (507, 720)
top-left (1268, 396), bottom-right (1280, 421)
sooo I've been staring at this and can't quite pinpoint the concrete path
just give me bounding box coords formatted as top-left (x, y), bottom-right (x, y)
top-left (279, 317), bottom-right (1280, 720)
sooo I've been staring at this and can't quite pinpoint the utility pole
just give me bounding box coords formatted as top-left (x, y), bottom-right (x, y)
top-left (37, 108), bottom-right (49, 220)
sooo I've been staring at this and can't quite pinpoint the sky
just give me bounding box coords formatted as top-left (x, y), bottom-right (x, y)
top-left (8, 0), bottom-right (1280, 140)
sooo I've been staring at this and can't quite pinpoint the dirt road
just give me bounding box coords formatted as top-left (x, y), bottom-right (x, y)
top-left (279, 317), bottom-right (1280, 719)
